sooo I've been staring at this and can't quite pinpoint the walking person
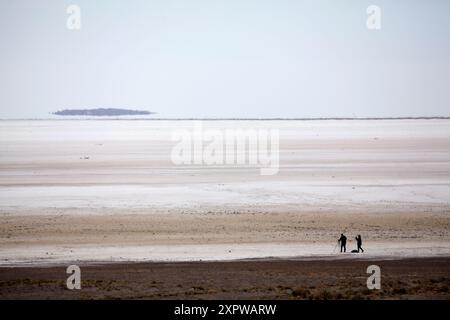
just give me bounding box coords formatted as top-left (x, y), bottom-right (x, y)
top-left (356, 234), bottom-right (364, 253)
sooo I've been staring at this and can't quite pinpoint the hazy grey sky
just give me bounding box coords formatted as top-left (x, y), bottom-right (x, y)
top-left (1, 0), bottom-right (449, 118)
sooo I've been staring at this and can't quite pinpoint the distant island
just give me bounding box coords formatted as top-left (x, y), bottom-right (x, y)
top-left (53, 108), bottom-right (155, 117)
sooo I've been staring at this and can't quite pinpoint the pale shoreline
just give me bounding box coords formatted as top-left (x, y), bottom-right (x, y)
top-left (1, 119), bottom-right (449, 265)
top-left (0, 243), bottom-right (450, 268)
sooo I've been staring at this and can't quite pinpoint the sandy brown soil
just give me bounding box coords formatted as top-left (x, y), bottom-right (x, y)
top-left (1, 209), bottom-right (449, 264)
top-left (2, 210), bottom-right (449, 247)
top-left (0, 257), bottom-right (449, 300)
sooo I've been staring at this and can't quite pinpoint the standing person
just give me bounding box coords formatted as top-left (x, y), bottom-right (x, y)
top-left (356, 234), bottom-right (364, 253)
top-left (338, 233), bottom-right (347, 253)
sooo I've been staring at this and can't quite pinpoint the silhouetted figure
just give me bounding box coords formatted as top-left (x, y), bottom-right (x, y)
top-left (356, 234), bottom-right (364, 253)
top-left (338, 234), bottom-right (347, 253)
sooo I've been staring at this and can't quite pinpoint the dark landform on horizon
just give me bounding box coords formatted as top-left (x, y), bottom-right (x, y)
top-left (53, 108), bottom-right (155, 116)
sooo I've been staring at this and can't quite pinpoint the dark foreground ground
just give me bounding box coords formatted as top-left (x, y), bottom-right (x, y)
top-left (0, 257), bottom-right (449, 300)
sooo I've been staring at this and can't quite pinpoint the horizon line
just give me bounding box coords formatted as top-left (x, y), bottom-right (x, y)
top-left (1, 116), bottom-right (450, 121)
